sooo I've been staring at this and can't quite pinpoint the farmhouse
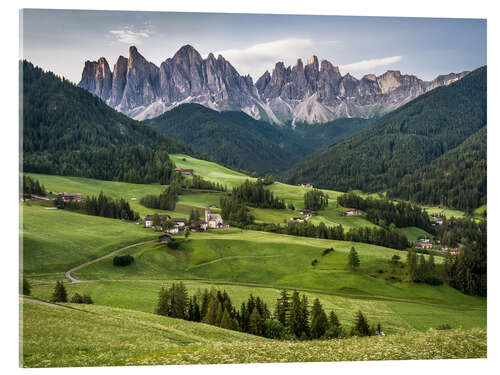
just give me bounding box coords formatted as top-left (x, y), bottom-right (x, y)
top-left (343, 208), bottom-right (358, 216)
top-left (298, 209), bottom-right (318, 217)
top-left (418, 236), bottom-right (431, 243)
top-left (58, 192), bottom-right (83, 202)
top-left (174, 168), bottom-right (194, 175)
top-left (421, 243), bottom-right (433, 249)
top-left (166, 226), bottom-right (179, 235)
top-left (144, 214), bottom-right (172, 228)
top-left (205, 205), bottom-right (224, 229)
top-left (298, 183), bottom-right (314, 188)
top-left (290, 217), bottom-right (305, 223)
top-left (172, 218), bottom-right (186, 229)
top-left (190, 220), bottom-right (208, 232)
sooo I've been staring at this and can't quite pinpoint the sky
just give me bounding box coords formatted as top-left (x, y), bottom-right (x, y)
top-left (21, 9), bottom-right (486, 84)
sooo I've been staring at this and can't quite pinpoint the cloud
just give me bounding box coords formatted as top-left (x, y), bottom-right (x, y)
top-left (215, 38), bottom-right (320, 79)
top-left (340, 56), bottom-right (403, 74)
top-left (109, 24), bottom-right (152, 45)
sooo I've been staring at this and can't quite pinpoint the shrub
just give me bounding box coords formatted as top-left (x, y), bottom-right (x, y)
top-left (263, 319), bottom-right (285, 339)
top-left (21, 277), bottom-right (31, 295)
top-left (311, 259), bottom-right (318, 266)
top-left (437, 324), bottom-right (452, 330)
top-left (113, 254), bottom-right (134, 266)
top-left (324, 325), bottom-right (345, 339)
top-left (82, 294), bottom-right (94, 304)
top-left (322, 248), bottom-right (334, 256)
top-left (71, 293), bottom-right (83, 303)
top-left (424, 276), bottom-right (444, 286)
top-left (167, 239), bottom-right (180, 249)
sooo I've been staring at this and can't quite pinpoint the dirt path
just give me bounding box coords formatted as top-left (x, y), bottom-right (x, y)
top-left (20, 297), bottom-right (71, 310)
top-left (64, 240), bottom-right (154, 283)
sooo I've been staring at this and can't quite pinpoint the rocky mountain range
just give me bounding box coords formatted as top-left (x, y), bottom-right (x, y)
top-left (79, 45), bottom-right (468, 125)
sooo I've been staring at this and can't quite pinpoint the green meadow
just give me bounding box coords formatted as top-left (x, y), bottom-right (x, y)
top-left (21, 302), bottom-right (486, 368)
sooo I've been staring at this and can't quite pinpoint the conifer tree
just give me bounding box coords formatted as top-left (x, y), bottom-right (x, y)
top-left (352, 310), bottom-right (371, 337)
top-left (220, 309), bottom-right (233, 330)
top-left (310, 298), bottom-right (328, 339)
top-left (407, 249), bottom-right (418, 282)
top-left (348, 247), bottom-right (360, 269)
top-left (21, 277), bottom-right (31, 296)
top-left (249, 307), bottom-right (264, 336)
top-left (51, 281), bottom-right (68, 303)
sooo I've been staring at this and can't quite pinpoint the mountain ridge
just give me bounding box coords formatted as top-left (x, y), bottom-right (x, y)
top-left (78, 45), bottom-right (469, 124)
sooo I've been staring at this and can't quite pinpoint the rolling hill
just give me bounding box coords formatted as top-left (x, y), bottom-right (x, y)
top-left (284, 66), bottom-right (487, 210)
top-left (22, 61), bottom-right (190, 184)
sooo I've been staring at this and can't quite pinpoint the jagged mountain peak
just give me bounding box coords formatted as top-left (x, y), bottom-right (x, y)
top-left (78, 46), bottom-right (470, 125)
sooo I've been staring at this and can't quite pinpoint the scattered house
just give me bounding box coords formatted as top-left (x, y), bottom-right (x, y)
top-left (190, 220), bottom-right (208, 232)
top-left (166, 226), bottom-right (179, 235)
top-left (290, 217), bottom-right (305, 223)
top-left (144, 214), bottom-right (172, 228)
top-left (158, 234), bottom-right (171, 243)
top-left (435, 238), bottom-right (441, 244)
top-left (343, 208), bottom-right (359, 216)
top-left (450, 248), bottom-right (462, 256)
top-left (172, 218), bottom-right (186, 229)
top-left (131, 197), bottom-right (137, 201)
top-left (205, 205), bottom-right (224, 229)
top-left (298, 209), bottom-right (318, 217)
top-left (174, 168), bottom-right (194, 175)
top-left (431, 214), bottom-right (445, 225)
top-left (417, 236), bottom-right (431, 243)
top-left (58, 192), bottom-right (83, 202)
top-left (298, 183), bottom-right (314, 188)
top-left (420, 243), bottom-right (433, 249)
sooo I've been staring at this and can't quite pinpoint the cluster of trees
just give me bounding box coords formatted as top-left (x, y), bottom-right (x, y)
top-left (240, 220), bottom-right (409, 250)
top-left (219, 195), bottom-right (255, 226)
top-left (338, 192), bottom-right (434, 233)
top-left (22, 175), bottom-right (47, 196)
top-left (231, 179), bottom-right (286, 209)
top-left (284, 67), bottom-right (486, 209)
top-left (22, 61), bottom-right (187, 185)
top-left (304, 189), bottom-right (329, 211)
top-left (50, 281), bottom-right (93, 304)
top-left (182, 175), bottom-right (227, 191)
top-left (140, 182), bottom-right (180, 211)
top-left (113, 254), bottom-right (134, 266)
top-left (57, 191), bottom-right (140, 221)
top-left (441, 219), bottom-right (487, 296)
top-left (155, 283), bottom-right (380, 340)
top-left (262, 175), bottom-right (274, 185)
top-left (406, 249), bottom-right (441, 285)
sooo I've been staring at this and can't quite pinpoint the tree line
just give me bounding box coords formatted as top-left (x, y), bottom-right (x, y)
top-left (338, 192), bottom-right (435, 233)
top-left (22, 175), bottom-right (47, 196)
top-left (155, 283), bottom-right (382, 340)
top-left (182, 175), bottom-right (227, 192)
top-left (304, 189), bottom-right (329, 211)
top-left (231, 179), bottom-right (286, 209)
top-left (56, 191), bottom-right (140, 221)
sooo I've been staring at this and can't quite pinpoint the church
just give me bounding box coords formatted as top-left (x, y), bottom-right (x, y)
top-left (205, 204), bottom-right (224, 229)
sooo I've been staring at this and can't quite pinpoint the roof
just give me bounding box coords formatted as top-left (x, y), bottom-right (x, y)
top-left (172, 218), bottom-right (186, 222)
top-left (190, 220), bottom-right (207, 226)
top-left (144, 214), bottom-right (172, 221)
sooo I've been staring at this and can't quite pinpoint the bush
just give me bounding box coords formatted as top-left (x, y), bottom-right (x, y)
top-left (167, 239), bottom-right (180, 249)
top-left (263, 319), bottom-right (285, 339)
top-left (82, 294), bottom-right (94, 304)
top-left (322, 248), bottom-right (334, 256)
top-left (71, 293), bottom-right (94, 304)
top-left (311, 259), bottom-right (318, 266)
top-left (436, 324), bottom-right (452, 330)
top-left (324, 325), bottom-right (345, 339)
top-left (113, 254), bottom-right (134, 266)
top-left (21, 277), bottom-right (31, 295)
top-left (424, 276), bottom-right (443, 286)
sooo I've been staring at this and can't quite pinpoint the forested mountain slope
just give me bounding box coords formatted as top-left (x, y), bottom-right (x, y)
top-left (389, 126), bottom-right (486, 211)
top-left (144, 103), bottom-right (311, 174)
top-left (145, 103), bottom-right (372, 174)
top-left (22, 61), bottom-right (190, 184)
top-left (284, 66), bottom-right (487, 207)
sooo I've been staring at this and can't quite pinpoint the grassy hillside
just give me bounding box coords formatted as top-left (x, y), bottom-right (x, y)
top-left (22, 61), bottom-right (188, 184)
top-left (284, 66), bottom-right (487, 211)
top-left (21, 301), bottom-right (486, 367)
top-left (21, 204), bottom-right (157, 276)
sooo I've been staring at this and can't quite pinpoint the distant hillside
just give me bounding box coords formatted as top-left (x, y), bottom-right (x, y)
top-left (144, 103), bottom-right (371, 174)
top-left (144, 103), bottom-right (310, 174)
top-left (389, 126), bottom-right (487, 211)
top-left (284, 66), bottom-right (486, 209)
top-left (22, 61), bottom-right (190, 184)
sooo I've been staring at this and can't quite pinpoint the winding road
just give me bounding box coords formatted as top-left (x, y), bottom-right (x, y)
top-left (64, 240), bottom-right (154, 283)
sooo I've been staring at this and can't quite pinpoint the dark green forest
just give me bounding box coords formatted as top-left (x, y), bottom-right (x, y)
top-left (22, 61), bottom-right (189, 184)
top-left (284, 66), bottom-right (487, 210)
top-left (389, 126), bottom-right (487, 211)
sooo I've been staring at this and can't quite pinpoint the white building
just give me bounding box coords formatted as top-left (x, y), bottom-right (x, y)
top-left (205, 205), bottom-right (223, 229)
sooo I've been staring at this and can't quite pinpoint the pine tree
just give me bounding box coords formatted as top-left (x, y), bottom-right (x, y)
top-left (310, 298), bottom-right (328, 339)
top-left (328, 310), bottom-right (340, 328)
top-left (51, 281), bottom-right (68, 303)
top-left (249, 307), bottom-right (264, 336)
top-left (202, 295), bottom-right (218, 325)
top-left (348, 247), bottom-right (360, 269)
top-left (407, 249), bottom-right (418, 282)
top-left (220, 309), bottom-right (233, 330)
top-left (275, 289), bottom-right (290, 326)
top-left (352, 310), bottom-right (371, 337)
top-left (21, 277), bottom-right (31, 296)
